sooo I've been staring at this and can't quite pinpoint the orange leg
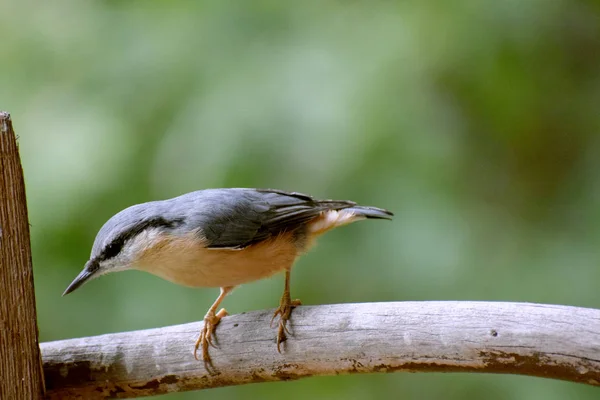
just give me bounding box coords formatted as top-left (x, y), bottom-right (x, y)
top-left (194, 286), bottom-right (233, 363)
top-left (271, 270), bottom-right (302, 352)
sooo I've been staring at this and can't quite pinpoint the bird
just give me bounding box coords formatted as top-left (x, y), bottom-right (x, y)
top-left (63, 188), bottom-right (393, 363)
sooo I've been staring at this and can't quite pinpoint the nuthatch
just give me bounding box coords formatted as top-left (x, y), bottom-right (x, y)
top-left (64, 188), bottom-right (393, 362)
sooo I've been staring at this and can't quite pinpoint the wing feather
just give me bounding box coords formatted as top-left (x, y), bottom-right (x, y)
top-left (200, 189), bottom-right (355, 249)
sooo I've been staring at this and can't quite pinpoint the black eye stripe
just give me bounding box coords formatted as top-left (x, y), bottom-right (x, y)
top-left (102, 240), bottom-right (124, 259)
top-left (98, 217), bottom-right (184, 261)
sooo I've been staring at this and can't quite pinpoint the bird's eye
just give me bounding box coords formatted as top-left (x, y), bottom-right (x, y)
top-left (103, 240), bottom-right (123, 259)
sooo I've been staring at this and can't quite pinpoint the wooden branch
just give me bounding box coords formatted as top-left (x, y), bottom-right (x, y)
top-left (0, 112), bottom-right (45, 399)
top-left (42, 301), bottom-right (600, 399)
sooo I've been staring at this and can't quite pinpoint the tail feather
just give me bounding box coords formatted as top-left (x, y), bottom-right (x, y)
top-left (344, 206), bottom-right (394, 220)
top-left (314, 199), bottom-right (394, 220)
top-left (307, 204), bottom-right (393, 235)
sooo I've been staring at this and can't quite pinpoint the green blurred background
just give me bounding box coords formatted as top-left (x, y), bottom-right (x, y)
top-left (2, 0), bottom-right (600, 398)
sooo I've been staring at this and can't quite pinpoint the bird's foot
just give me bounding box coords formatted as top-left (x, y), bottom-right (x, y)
top-left (271, 298), bottom-right (302, 352)
top-left (194, 308), bottom-right (228, 363)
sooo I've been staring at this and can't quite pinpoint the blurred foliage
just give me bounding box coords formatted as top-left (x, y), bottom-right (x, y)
top-left (2, 0), bottom-right (600, 398)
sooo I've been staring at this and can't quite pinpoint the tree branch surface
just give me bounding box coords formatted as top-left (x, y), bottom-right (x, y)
top-left (42, 301), bottom-right (600, 399)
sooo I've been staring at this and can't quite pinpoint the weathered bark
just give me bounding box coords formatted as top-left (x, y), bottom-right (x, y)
top-left (0, 111), bottom-right (45, 399)
top-left (42, 301), bottom-right (600, 399)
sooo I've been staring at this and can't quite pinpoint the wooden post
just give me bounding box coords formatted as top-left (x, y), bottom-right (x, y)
top-left (0, 112), bottom-right (45, 398)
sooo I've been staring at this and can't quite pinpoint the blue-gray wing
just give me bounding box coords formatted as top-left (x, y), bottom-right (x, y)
top-left (189, 188), bottom-right (356, 249)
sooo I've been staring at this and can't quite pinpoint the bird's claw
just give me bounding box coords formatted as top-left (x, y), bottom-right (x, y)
top-left (271, 299), bottom-right (301, 352)
top-left (194, 308), bottom-right (228, 363)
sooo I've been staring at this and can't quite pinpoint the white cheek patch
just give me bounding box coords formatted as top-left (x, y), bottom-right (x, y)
top-left (99, 228), bottom-right (166, 272)
top-left (128, 228), bottom-right (164, 254)
top-left (125, 228), bottom-right (167, 265)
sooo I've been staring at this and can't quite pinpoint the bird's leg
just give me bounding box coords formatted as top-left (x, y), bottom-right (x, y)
top-left (271, 269), bottom-right (302, 352)
top-left (194, 286), bottom-right (233, 363)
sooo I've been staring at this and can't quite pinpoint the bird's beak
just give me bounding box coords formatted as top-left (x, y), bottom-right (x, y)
top-left (62, 260), bottom-right (97, 296)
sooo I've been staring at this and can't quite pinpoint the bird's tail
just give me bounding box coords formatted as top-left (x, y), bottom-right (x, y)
top-left (307, 203), bottom-right (393, 235)
top-left (343, 205), bottom-right (394, 220)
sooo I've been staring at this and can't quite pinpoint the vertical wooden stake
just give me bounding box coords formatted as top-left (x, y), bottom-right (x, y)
top-left (0, 112), bottom-right (45, 398)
